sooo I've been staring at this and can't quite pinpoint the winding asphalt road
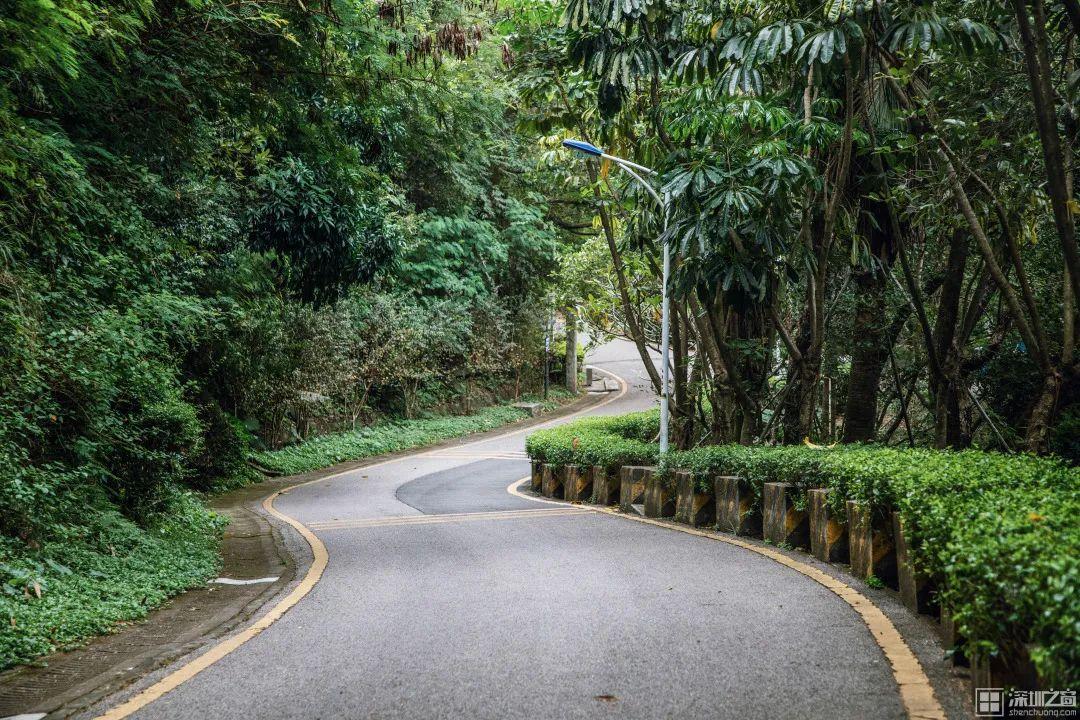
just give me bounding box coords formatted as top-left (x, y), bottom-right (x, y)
top-left (89, 341), bottom-right (942, 720)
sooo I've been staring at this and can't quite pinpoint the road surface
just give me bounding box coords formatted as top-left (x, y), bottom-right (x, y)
top-left (85, 340), bottom-right (952, 720)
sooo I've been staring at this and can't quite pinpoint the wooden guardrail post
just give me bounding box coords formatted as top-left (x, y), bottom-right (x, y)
top-left (970, 641), bottom-right (1040, 698)
top-left (763, 483), bottom-right (809, 549)
top-left (892, 512), bottom-right (934, 614)
top-left (715, 476), bottom-right (760, 536)
top-left (541, 463), bottom-right (563, 499)
top-left (563, 465), bottom-right (591, 502)
top-left (674, 471), bottom-right (716, 527)
top-left (619, 466), bottom-right (651, 513)
top-left (939, 605), bottom-right (968, 667)
top-left (808, 488), bottom-right (848, 563)
top-left (590, 466), bottom-right (618, 505)
top-left (846, 501), bottom-right (896, 586)
top-left (644, 470), bottom-right (675, 518)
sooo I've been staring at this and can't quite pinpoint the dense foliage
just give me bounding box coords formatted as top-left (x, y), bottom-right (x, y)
top-left (1, 0), bottom-right (567, 665)
top-left (1, 490), bottom-right (225, 668)
top-left (507, 0), bottom-right (1080, 456)
top-left (526, 413), bottom-right (1080, 686)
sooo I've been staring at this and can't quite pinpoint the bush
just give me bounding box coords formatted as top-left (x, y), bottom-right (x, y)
top-left (186, 401), bottom-right (252, 492)
top-left (1050, 406), bottom-right (1080, 466)
top-left (524, 411), bottom-right (660, 469)
top-left (526, 415), bottom-right (1080, 686)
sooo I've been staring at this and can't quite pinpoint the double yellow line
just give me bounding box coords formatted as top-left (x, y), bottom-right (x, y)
top-left (309, 507), bottom-right (588, 531)
top-left (418, 451), bottom-right (528, 461)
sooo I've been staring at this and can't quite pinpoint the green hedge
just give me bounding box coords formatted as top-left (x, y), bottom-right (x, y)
top-left (524, 411), bottom-right (660, 470)
top-left (525, 414), bottom-right (1080, 686)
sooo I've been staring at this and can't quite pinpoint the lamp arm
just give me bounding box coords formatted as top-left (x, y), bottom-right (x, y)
top-left (603, 156), bottom-right (663, 208)
top-left (600, 152), bottom-right (657, 177)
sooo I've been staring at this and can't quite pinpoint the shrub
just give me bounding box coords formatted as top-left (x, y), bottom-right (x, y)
top-left (524, 411), bottom-right (660, 470)
top-left (186, 400), bottom-right (251, 492)
top-left (1050, 406), bottom-right (1080, 466)
top-left (526, 414), bottom-right (1080, 686)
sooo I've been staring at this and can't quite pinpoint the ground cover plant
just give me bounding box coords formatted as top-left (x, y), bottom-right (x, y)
top-left (253, 392), bottom-right (573, 476)
top-left (1, 491), bottom-right (225, 670)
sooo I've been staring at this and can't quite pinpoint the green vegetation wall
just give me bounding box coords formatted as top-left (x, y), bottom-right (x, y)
top-left (0, 0), bottom-right (556, 556)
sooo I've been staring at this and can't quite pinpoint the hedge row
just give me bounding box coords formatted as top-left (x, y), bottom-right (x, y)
top-left (525, 413), bottom-right (1080, 686)
top-left (523, 411), bottom-right (659, 469)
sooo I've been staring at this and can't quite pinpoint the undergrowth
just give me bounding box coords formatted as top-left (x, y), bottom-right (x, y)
top-left (252, 393), bottom-right (569, 476)
top-left (1, 489), bottom-right (225, 670)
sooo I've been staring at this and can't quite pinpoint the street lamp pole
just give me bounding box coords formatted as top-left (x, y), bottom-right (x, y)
top-left (543, 236), bottom-right (558, 401)
top-left (562, 139), bottom-right (671, 455)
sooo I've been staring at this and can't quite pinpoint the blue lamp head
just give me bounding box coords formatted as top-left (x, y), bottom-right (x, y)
top-left (562, 139), bottom-right (604, 157)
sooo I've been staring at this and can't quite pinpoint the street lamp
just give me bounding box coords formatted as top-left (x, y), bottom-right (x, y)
top-left (562, 139), bottom-right (671, 455)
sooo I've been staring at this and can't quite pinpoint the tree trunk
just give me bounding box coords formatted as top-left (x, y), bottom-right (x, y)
top-left (780, 300), bottom-right (821, 444)
top-left (672, 305), bottom-right (694, 448)
top-left (1026, 372), bottom-right (1062, 453)
top-left (932, 230), bottom-right (969, 448)
top-left (1013, 0), bottom-right (1080, 304)
top-left (842, 269), bottom-right (888, 442)
top-left (564, 308), bottom-right (578, 393)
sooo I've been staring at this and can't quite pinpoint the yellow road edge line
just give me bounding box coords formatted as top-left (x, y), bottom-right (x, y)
top-left (506, 478), bottom-right (947, 720)
top-left (92, 367), bottom-right (628, 718)
top-left (92, 491), bottom-right (329, 720)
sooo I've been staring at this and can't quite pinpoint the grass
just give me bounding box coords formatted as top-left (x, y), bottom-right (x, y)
top-left (252, 392), bottom-right (573, 476)
top-left (1, 489), bottom-right (226, 670)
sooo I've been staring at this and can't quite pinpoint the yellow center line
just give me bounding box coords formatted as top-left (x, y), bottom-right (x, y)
top-left (417, 453), bottom-right (528, 460)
